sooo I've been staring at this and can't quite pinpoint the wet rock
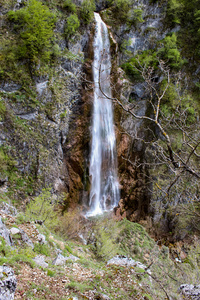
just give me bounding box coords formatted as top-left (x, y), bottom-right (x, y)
top-left (0, 265), bottom-right (17, 300)
top-left (179, 284), bottom-right (200, 300)
top-left (0, 217), bottom-right (13, 246)
top-left (107, 255), bottom-right (146, 270)
top-left (33, 255), bottom-right (48, 268)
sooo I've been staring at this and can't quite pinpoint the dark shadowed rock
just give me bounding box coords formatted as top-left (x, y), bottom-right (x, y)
top-left (0, 266), bottom-right (17, 300)
top-left (0, 217), bottom-right (13, 246)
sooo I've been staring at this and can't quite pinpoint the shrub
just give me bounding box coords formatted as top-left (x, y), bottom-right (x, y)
top-left (157, 33), bottom-right (185, 69)
top-left (112, 0), bottom-right (131, 22)
top-left (80, 0), bottom-right (95, 24)
top-left (34, 243), bottom-right (50, 256)
top-left (63, 0), bottom-right (77, 13)
top-left (65, 14), bottom-right (80, 38)
top-left (127, 8), bottom-right (144, 27)
top-left (7, 0), bottom-right (56, 64)
top-left (166, 0), bottom-right (183, 25)
top-left (25, 188), bottom-right (60, 230)
top-left (0, 100), bottom-right (6, 121)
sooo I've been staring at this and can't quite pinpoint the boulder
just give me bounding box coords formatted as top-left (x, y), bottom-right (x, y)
top-left (107, 255), bottom-right (146, 270)
top-left (33, 255), bottom-right (48, 268)
top-left (10, 228), bottom-right (20, 235)
top-left (52, 254), bottom-right (67, 266)
top-left (52, 253), bottom-right (79, 266)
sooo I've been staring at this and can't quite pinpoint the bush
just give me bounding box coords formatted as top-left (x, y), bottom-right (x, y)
top-left (127, 8), bottom-right (144, 27)
top-left (80, 0), bottom-right (95, 25)
top-left (7, 0), bottom-right (56, 64)
top-left (157, 33), bottom-right (185, 69)
top-left (34, 243), bottom-right (50, 256)
top-left (112, 0), bottom-right (131, 22)
top-left (166, 0), bottom-right (183, 25)
top-left (63, 0), bottom-right (77, 13)
top-left (25, 188), bottom-right (60, 230)
top-left (65, 14), bottom-right (80, 38)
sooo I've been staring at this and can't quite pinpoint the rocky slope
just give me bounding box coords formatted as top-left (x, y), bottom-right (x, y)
top-left (0, 202), bottom-right (200, 300)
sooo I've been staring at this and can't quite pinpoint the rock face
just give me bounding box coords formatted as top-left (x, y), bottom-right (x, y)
top-left (63, 27), bottom-right (94, 209)
top-left (0, 266), bottom-right (17, 300)
top-left (100, 0), bottom-right (167, 221)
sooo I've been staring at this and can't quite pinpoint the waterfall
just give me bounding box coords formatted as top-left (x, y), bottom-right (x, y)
top-left (87, 13), bottom-right (120, 216)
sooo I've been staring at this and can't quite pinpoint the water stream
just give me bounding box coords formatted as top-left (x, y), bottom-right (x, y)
top-left (87, 13), bottom-right (120, 216)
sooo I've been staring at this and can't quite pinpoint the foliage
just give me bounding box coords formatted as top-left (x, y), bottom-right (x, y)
top-left (0, 99), bottom-right (6, 121)
top-left (90, 218), bottom-right (155, 261)
top-left (63, 0), bottom-right (77, 13)
top-left (127, 8), bottom-right (144, 27)
top-left (174, 199), bottom-right (200, 236)
top-left (111, 0), bottom-right (131, 22)
top-left (34, 243), bottom-right (50, 256)
top-left (64, 14), bottom-right (80, 38)
top-left (0, 147), bottom-right (17, 177)
top-left (157, 33), bottom-right (185, 69)
top-left (80, 0), bottom-right (95, 24)
top-left (166, 0), bottom-right (184, 25)
top-left (67, 280), bottom-right (93, 293)
top-left (121, 50), bottom-right (158, 80)
top-left (25, 188), bottom-right (60, 230)
top-left (7, 0), bottom-right (57, 64)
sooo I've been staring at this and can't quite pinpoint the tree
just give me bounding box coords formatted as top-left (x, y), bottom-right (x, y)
top-left (98, 51), bottom-right (200, 235)
top-left (7, 0), bottom-right (56, 64)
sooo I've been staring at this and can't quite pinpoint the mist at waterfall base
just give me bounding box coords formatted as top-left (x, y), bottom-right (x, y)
top-left (86, 13), bottom-right (120, 217)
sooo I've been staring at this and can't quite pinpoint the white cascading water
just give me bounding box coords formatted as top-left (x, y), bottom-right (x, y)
top-left (87, 13), bottom-right (120, 216)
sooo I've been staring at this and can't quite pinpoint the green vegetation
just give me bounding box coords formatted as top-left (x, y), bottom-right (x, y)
top-left (63, 0), bottom-right (77, 13)
top-left (157, 33), bottom-right (185, 69)
top-left (25, 188), bottom-right (60, 230)
top-left (7, 0), bottom-right (57, 65)
top-left (34, 243), bottom-right (50, 256)
top-left (65, 14), bottom-right (80, 38)
top-left (80, 0), bottom-right (95, 24)
top-left (164, 0), bottom-right (200, 61)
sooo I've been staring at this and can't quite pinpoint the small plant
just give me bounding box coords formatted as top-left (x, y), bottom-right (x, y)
top-left (67, 280), bottom-right (93, 293)
top-left (47, 269), bottom-right (56, 277)
top-left (34, 243), bottom-right (50, 256)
